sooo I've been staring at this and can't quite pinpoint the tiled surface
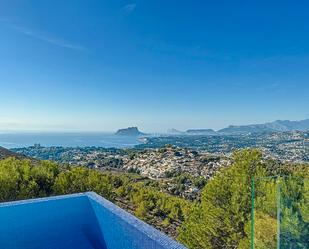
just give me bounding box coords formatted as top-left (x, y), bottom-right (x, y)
top-left (0, 192), bottom-right (188, 249)
top-left (87, 192), bottom-right (187, 249)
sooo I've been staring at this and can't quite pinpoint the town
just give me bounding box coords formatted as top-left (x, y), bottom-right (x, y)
top-left (12, 131), bottom-right (309, 200)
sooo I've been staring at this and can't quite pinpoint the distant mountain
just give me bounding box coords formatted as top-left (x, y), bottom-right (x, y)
top-left (218, 124), bottom-right (271, 134)
top-left (218, 119), bottom-right (309, 134)
top-left (166, 128), bottom-right (217, 136)
top-left (0, 146), bottom-right (28, 160)
top-left (167, 128), bottom-right (184, 135)
top-left (271, 119), bottom-right (309, 131)
top-left (186, 129), bottom-right (217, 135)
top-left (115, 127), bottom-right (145, 136)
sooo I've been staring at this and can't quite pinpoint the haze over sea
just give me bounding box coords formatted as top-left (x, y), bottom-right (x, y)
top-left (0, 132), bottom-right (141, 149)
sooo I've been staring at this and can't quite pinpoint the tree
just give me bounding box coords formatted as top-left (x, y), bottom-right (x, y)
top-left (178, 149), bottom-right (269, 249)
top-left (0, 158), bottom-right (59, 201)
top-left (53, 167), bottom-right (112, 199)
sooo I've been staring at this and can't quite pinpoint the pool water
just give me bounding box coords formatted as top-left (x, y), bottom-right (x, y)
top-left (0, 192), bottom-right (187, 249)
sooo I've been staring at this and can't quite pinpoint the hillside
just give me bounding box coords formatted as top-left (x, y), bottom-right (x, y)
top-left (166, 119), bottom-right (309, 136)
top-left (0, 146), bottom-right (29, 160)
top-left (218, 119), bottom-right (309, 134)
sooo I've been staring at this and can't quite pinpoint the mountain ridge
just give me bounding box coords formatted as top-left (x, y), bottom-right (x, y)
top-left (218, 119), bottom-right (309, 134)
top-left (167, 119), bottom-right (309, 136)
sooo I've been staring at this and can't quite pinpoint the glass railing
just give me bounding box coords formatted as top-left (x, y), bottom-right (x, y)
top-left (252, 176), bottom-right (309, 248)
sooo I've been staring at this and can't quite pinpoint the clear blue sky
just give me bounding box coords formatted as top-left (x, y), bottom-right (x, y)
top-left (0, 1), bottom-right (309, 132)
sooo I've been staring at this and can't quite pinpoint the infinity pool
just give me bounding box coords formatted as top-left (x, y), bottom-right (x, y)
top-left (0, 192), bottom-right (187, 249)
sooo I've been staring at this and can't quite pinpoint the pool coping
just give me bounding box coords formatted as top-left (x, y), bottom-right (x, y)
top-left (0, 192), bottom-right (188, 249)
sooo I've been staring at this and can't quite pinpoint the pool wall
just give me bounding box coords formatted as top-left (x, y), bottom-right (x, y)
top-left (0, 192), bottom-right (187, 249)
top-left (87, 192), bottom-right (187, 249)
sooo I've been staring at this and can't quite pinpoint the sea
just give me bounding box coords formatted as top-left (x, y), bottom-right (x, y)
top-left (0, 132), bottom-right (142, 149)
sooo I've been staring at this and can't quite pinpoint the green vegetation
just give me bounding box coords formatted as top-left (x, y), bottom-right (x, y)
top-left (178, 149), bottom-right (268, 248)
top-left (164, 171), bottom-right (207, 199)
top-left (1, 149), bottom-right (308, 248)
top-left (0, 158), bottom-right (59, 201)
top-left (178, 149), bottom-right (309, 249)
top-left (0, 157), bottom-right (191, 237)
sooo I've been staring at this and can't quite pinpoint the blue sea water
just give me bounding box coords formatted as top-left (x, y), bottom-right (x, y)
top-left (0, 132), bottom-right (141, 148)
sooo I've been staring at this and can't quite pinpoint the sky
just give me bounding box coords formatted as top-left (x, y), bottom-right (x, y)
top-left (0, 0), bottom-right (309, 132)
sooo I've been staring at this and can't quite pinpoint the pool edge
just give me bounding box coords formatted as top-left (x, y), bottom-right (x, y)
top-left (86, 191), bottom-right (188, 249)
top-left (0, 192), bottom-right (188, 249)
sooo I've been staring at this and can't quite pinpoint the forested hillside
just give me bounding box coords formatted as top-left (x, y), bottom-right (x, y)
top-left (0, 149), bottom-right (308, 248)
top-left (0, 146), bottom-right (28, 160)
top-left (178, 150), bottom-right (309, 248)
top-left (0, 157), bottom-right (191, 238)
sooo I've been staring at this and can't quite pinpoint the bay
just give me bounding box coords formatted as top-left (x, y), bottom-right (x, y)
top-left (0, 132), bottom-right (142, 149)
